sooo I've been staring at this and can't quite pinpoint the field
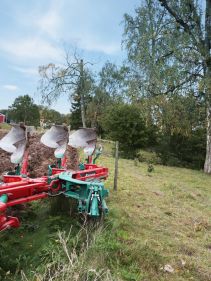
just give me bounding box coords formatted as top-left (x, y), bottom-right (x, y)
top-left (0, 150), bottom-right (211, 280)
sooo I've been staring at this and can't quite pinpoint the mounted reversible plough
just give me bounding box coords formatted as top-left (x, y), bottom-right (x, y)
top-left (0, 124), bottom-right (109, 232)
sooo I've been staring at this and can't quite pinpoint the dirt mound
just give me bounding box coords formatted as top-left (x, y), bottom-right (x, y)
top-left (0, 130), bottom-right (78, 177)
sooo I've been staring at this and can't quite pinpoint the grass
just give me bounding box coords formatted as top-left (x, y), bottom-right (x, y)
top-left (97, 156), bottom-right (211, 281)
top-left (0, 154), bottom-right (211, 281)
top-left (0, 123), bottom-right (10, 130)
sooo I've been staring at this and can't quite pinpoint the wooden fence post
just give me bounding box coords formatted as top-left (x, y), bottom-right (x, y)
top-left (114, 141), bottom-right (119, 191)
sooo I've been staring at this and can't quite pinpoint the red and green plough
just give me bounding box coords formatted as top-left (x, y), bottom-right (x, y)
top-left (0, 124), bottom-right (109, 232)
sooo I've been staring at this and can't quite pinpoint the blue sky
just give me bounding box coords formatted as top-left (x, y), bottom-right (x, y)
top-left (0, 0), bottom-right (141, 113)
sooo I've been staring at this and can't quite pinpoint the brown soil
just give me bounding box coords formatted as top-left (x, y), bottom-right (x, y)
top-left (0, 130), bottom-right (14, 174)
top-left (0, 130), bottom-right (78, 177)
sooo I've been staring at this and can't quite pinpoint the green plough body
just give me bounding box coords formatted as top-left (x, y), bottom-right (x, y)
top-left (58, 172), bottom-right (109, 216)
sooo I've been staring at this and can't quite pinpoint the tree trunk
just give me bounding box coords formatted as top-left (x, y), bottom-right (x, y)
top-left (80, 59), bottom-right (86, 128)
top-left (204, 0), bottom-right (211, 173)
top-left (204, 99), bottom-right (211, 173)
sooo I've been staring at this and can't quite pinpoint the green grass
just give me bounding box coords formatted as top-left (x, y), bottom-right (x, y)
top-left (0, 155), bottom-right (211, 281)
top-left (96, 156), bottom-right (211, 281)
top-left (0, 123), bottom-right (10, 130)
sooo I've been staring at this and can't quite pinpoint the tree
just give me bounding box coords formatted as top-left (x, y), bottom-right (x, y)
top-left (123, 0), bottom-right (211, 173)
top-left (70, 69), bottom-right (94, 129)
top-left (8, 95), bottom-right (40, 126)
top-left (123, 0), bottom-right (202, 99)
top-left (39, 106), bottom-right (68, 126)
top-left (152, 93), bottom-right (206, 168)
top-left (85, 62), bottom-right (128, 131)
top-left (156, 0), bottom-right (211, 173)
top-left (39, 54), bottom-right (93, 128)
top-left (98, 62), bottom-right (128, 101)
top-left (101, 103), bottom-right (153, 157)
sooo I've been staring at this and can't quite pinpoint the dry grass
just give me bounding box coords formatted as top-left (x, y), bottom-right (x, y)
top-left (21, 224), bottom-right (118, 281)
top-left (96, 155), bottom-right (211, 281)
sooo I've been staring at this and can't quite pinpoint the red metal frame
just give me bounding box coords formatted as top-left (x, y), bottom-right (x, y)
top-left (0, 163), bottom-right (108, 231)
top-left (20, 151), bottom-right (29, 175)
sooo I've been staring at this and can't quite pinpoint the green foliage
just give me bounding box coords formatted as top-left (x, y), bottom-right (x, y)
top-left (0, 109), bottom-right (8, 115)
top-left (137, 150), bottom-right (161, 164)
top-left (0, 123), bottom-right (10, 130)
top-left (101, 103), bottom-right (155, 158)
top-left (69, 69), bottom-right (94, 129)
top-left (39, 58), bottom-right (95, 128)
top-left (121, 0), bottom-right (207, 170)
top-left (70, 93), bottom-right (83, 129)
top-left (8, 95), bottom-right (40, 127)
top-left (39, 106), bottom-right (69, 126)
top-left (86, 87), bottom-right (111, 132)
top-left (156, 128), bottom-right (206, 169)
top-left (85, 62), bottom-right (128, 132)
top-left (98, 61), bottom-right (128, 101)
top-left (123, 0), bottom-right (202, 99)
top-left (148, 163), bottom-right (154, 173)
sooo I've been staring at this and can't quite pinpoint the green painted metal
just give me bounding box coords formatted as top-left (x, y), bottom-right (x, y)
top-left (58, 172), bottom-right (109, 216)
top-left (79, 163), bottom-right (85, 170)
top-left (90, 196), bottom-right (99, 216)
top-left (0, 194), bottom-right (8, 203)
top-left (102, 199), bottom-right (108, 214)
top-left (48, 165), bottom-right (53, 176)
top-left (57, 159), bottom-right (62, 168)
top-left (15, 164), bottom-right (21, 175)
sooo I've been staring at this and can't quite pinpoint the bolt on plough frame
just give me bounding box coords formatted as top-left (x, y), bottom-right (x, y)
top-left (0, 124), bottom-right (109, 232)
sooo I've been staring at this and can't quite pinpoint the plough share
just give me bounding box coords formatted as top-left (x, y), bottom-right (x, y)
top-left (0, 125), bottom-right (109, 231)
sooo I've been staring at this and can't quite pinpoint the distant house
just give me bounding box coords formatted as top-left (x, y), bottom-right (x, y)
top-left (0, 113), bottom-right (5, 123)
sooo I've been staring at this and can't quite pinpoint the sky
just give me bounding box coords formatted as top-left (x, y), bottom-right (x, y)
top-left (0, 0), bottom-right (141, 114)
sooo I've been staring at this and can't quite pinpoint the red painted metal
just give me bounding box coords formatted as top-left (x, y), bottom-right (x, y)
top-left (6, 193), bottom-right (48, 207)
top-left (3, 175), bottom-right (23, 183)
top-left (87, 155), bottom-right (93, 164)
top-left (0, 162), bottom-right (108, 231)
top-left (0, 202), bottom-right (7, 212)
top-left (72, 166), bottom-right (108, 181)
top-left (61, 155), bottom-right (67, 169)
top-left (20, 151), bottom-right (29, 175)
top-left (0, 215), bottom-right (20, 231)
top-left (0, 182), bottom-right (45, 197)
top-left (52, 168), bottom-right (66, 175)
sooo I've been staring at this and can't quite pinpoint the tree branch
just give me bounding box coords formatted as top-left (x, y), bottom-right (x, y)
top-left (158, 0), bottom-right (204, 56)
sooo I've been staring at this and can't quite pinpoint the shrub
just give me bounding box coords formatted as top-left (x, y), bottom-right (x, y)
top-left (156, 129), bottom-right (206, 169)
top-left (101, 104), bottom-right (156, 158)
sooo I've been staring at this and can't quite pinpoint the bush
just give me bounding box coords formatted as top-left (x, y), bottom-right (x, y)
top-left (137, 150), bottom-right (161, 164)
top-left (156, 129), bottom-right (206, 169)
top-left (100, 104), bottom-right (156, 158)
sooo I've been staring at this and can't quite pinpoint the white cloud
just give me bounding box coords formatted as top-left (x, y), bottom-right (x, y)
top-left (11, 65), bottom-right (38, 76)
top-left (29, 0), bottom-right (120, 55)
top-left (3, 84), bottom-right (19, 91)
top-left (36, 0), bottom-right (62, 38)
top-left (0, 37), bottom-right (63, 61)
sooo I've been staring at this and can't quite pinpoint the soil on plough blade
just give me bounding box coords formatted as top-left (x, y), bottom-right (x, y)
top-left (0, 130), bottom-right (79, 178)
top-left (0, 130), bottom-right (14, 174)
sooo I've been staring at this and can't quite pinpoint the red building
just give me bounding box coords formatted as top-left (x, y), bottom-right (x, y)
top-left (0, 113), bottom-right (5, 123)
